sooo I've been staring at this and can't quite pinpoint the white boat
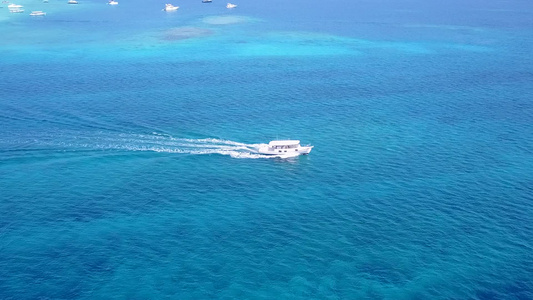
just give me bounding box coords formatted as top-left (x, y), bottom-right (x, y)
top-left (67, 0), bottom-right (78, 4)
top-left (30, 10), bottom-right (46, 15)
top-left (8, 3), bottom-right (22, 8)
top-left (107, 0), bottom-right (118, 4)
top-left (163, 3), bottom-right (178, 11)
top-left (226, 2), bottom-right (236, 8)
top-left (258, 140), bottom-right (313, 156)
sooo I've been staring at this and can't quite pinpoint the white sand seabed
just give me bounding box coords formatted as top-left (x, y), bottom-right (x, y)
top-left (201, 15), bottom-right (255, 25)
top-left (162, 27), bottom-right (213, 41)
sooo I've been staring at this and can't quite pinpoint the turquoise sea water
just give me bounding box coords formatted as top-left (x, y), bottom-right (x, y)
top-left (1, 0), bottom-right (532, 298)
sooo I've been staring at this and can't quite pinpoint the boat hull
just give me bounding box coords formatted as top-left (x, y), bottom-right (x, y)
top-left (257, 146), bottom-right (313, 156)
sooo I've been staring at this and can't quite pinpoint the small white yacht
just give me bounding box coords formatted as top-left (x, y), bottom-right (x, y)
top-left (67, 0), bottom-right (78, 4)
top-left (8, 3), bottom-right (22, 8)
top-left (30, 10), bottom-right (46, 15)
top-left (258, 140), bottom-right (313, 156)
top-left (163, 3), bottom-right (178, 11)
top-left (226, 2), bottom-right (237, 8)
top-left (107, 0), bottom-right (118, 4)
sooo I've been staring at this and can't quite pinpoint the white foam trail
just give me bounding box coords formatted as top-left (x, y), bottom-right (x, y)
top-left (48, 132), bottom-right (293, 159)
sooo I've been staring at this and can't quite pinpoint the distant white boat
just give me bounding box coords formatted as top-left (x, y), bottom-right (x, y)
top-left (163, 3), bottom-right (178, 11)
top-left (107, 0), bottom-right (118, 5)
top-left (258, 140), bottom-right (313, 156)
top-left (67, 0), bottom-right (78, 4)
top-left (8, 3), bottom-right (22, 8)
top-left (30, 10), bottom-right (46, 16)
top-left (226, 2), bottom-right (236, 8)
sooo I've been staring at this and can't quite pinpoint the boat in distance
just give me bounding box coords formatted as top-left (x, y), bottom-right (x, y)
top-left (202, 0), bottom-right (212, 3)
top-left (226, 2), bottom-right (236, 8)
top-left (107, 0), bottom-right (118, 4)
top-left (30, 10), bottom-right (46, 15)
top-left (258, 140), bottom-right (313, 156)
top-left (67, 0), bottom-right (78, 4)
top-left (163, 3), bottom-right (178, 11)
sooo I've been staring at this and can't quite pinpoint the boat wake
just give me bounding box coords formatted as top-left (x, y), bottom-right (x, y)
top-left (46, 132), bottom-right (297, 159)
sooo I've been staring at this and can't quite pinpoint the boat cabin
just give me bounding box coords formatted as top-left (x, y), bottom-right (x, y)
top-left (268, 140), bottom-right (300, 150)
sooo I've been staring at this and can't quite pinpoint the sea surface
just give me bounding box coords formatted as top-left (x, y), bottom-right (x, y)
top-left (1, 0), bottom-right (532, 298)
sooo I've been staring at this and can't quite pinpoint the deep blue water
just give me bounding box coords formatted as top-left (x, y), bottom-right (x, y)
top-left (1, 0), bottom-right (532, 298)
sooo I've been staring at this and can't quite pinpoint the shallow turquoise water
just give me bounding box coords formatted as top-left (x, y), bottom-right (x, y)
top-left (1, 0), bottom-right (532, 298)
